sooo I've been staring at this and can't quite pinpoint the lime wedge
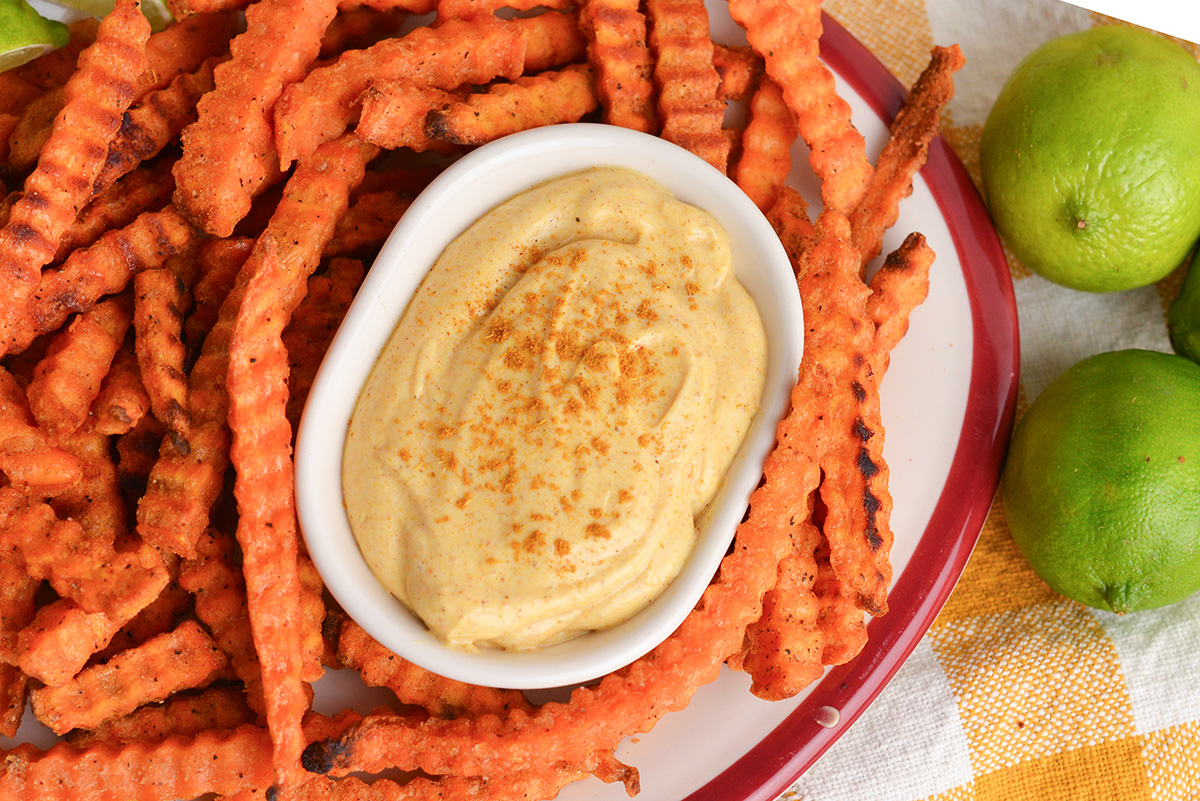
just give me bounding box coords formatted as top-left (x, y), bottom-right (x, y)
top-left (40, 0), bottom-right (174, 32)
top-left (0, 0), bottom-right (70, 70)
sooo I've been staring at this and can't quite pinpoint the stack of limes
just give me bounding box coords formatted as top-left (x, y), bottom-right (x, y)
top-left (983, 26), bottom-right (1200, 614)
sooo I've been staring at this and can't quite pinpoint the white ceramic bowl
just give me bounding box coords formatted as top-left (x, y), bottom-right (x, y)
top-left (295, 124), bottom-right (803, 690)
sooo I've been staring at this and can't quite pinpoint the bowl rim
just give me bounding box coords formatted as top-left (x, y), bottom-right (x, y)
top-left (295, 123), bottom-right (804, 690)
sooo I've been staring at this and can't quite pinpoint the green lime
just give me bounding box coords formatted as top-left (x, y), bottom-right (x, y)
top-left (1002, 349), bottom-right (1200, 614)
top-left (1169, 247), bottom-right (1200, 364)
top-left (0, 0), bottom-right (69, 70)
top-left (980, 26), bottom-right (1200, 293)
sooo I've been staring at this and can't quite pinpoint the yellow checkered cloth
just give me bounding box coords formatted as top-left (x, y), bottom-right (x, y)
top-left (784, 1), bottom-right (1200, 799)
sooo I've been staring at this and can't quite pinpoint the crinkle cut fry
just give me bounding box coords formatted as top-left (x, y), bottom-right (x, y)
top-left (0, 365), bottom-right (81, 495)
top-left (335, 616), bottom-right (535, 719)
top-left (93, 56), bottom-right (221, 198)
top-left (173, 0), bottom-right (339, 237)
top-left (91, 575), bottom-right (192, 663)
top-left (54, 157), bottom-right (177, 264)
top-left (727, 0), bottom-right (872, 216)
top-left (735, 76), bottom-right (797, 212)
top-left (23, 206), bottom-right (197, 358)
top-left (354, 81), bottom-right (463, 155)
top-left (30, 619), bottom-right (229, 735)
top-left (89, 345), bottom-right (151, 436)
top-left (26, 295), bottom-right (132, 441)
top-left (322, 192), bottom-right (411, 261)
top-left (0, 485), bottom-right (160, 621)
top-left (849, 45), bottom-right (963, 270)
top-left (518, 10), bottom-right (588, 74)
top-left (284, 256), bottom-right (365, 429)
top-left (0, 559), bottom-right (38, 737)
top-left (135, 236), bottom-right (251, 559)
top-left (421, 64), bottom-right (599, 146)
top-left (303, 374), bottom-right (816, 779)
top-left (868, 232), bottom-right (933, 377)
top-left (272, 17), bottom-right (526, 167)
top-left (228, 134), bottom-right (377, 785)
top-left (319, 7), bottom-right (408, 59)
top-left (180, 527), bottom-right (266, 715)
top-left (768, 185), bottom-right (817, 266)
top-left (0, 724), bottom-right (275, 800)
top-left (645, 0), bottom-right (729, 172)
top-left (800, 210), bottom-right (892, 616)
top-left (713, 43), bottom-right (761, 102)
top-left (66, 685), bottom-right (257, 748)
top-left (134, 266), bottom-right (193, 446)
top-left (0, 0), bottom-right (149, 356)
top-left (580, 0), bottom-right (657, 133)
top-left (15, 599), bottom-right (123, 686)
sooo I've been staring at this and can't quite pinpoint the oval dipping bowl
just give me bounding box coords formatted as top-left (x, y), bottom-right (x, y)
top-left (295, 123), bottom-right (804, 690)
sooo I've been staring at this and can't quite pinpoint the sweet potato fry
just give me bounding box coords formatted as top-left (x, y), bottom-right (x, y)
top-left (228, 135), bottom-right (376, 783)
top-left (272, 17), bottom-right (526, 167)
top-left (6, 85), bottom-right (64, 172)
top-left (420, 65), bottom-right (599, 147)
top-left (767, 185), bottom-right (817, 265)
top-left (319, 7), bottom-right (407, 58)
top-left (645, 0), bottom-right (728, 171)
top-left (580, 0), bottom-right (657, 132)
top-left (180, 526), bottom-right (265, 715)
top-left (136, 250), bottom-right (247, 558)
top-left (15, 599), bottom-right (123, 686)
top-left (0, 559), bottom-right (38, 737)
top-left (812, 539), bottom-right (868, 667)
top-left (66, 685), bottom-right (257, 748)
top-left (0, 0), bottom-right (149, 355)
top-left (0, 73), bottom-right (41, 116)
top-left (93, 57), bottom-right (220, 197)
top-left (519, 9), bottom-right (589, 74)
top-left (89, 346), bottom-right (151, 436)
top-left (53, 158), bottom-right (176, 264)
top-left (283, 256), bottom-right (364, 428)
top-left (322, 192), bottom-right (411, 261)
top-left (0, 365), bottom-right (81, 495)
top-left (354, 81), bottom-right (462, 154)
top-left (713, 43), bottom-right (761, 102)
top-left (24, 207), bottom-right (197, 358)
top-left (335, 617), bottom-right (533, 719)
top-left (868, 231), bottom-right (934, 376)
top-left (133, 267), bottom-right (192, 445)
top-left (0, 723), bottom-right (275, 800)
top-left (26, 296), bottom-right (132, 441)
top-left (115, 413), bottom-right (163, 500)
top-left (173, 0), bottom-right (339, 236)
top-left (728, 0), bottom-right (873, 215)
top-left (0, 486), bottom-right (158, 621)
top-left (849, 45), bottom-right (963, 269)
top-left (31, 619), bottom-right (228, 735)
top-left (735, 77), bottom-right (797, 212)
top-left (92, 575), bottom-right (191, 663)
top-left (736, 466), bottom-right (824, 700)
top-left (795, 211), bottom-right (892, 616)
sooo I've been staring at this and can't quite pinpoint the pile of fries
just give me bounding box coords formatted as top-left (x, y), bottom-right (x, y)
top-left (0, 0), bottom-right (963, 795)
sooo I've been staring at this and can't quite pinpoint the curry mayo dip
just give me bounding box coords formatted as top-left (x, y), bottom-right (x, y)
top-left (342, 167), bottom-right (767, 651)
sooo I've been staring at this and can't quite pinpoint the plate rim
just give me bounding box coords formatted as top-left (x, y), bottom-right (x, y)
top-left (677, 14), bottom-right (1020, 801)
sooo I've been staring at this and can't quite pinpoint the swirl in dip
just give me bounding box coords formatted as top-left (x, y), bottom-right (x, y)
top-left (342, 167), bottom-right (767, 651)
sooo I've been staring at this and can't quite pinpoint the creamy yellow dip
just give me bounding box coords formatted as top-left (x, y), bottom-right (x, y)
top-left (342, 167), bottom-right (767, 651)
